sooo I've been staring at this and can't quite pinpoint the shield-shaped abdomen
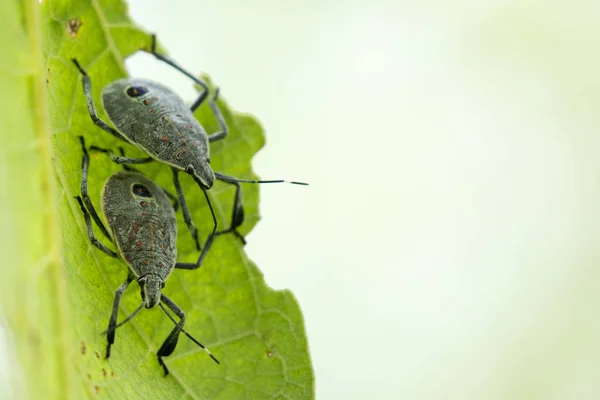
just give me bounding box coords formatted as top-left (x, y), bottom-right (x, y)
top-left (101, 171), bottom-right (178, 281)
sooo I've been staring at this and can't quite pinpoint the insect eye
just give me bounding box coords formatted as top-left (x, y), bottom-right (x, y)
top-left (126, 86), bottom-right (149, 98)
top-left (132, 184), bottom-right (153, 198)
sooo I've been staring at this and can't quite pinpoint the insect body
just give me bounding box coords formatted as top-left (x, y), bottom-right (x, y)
top-left (102, 78), bottom-right (215, 189)
top-left (102, 171), bottom-right (176, 309)
top-left (72, 34), bottom-right (306, 251)
top-left (75, 136), bottom-right (218, 375)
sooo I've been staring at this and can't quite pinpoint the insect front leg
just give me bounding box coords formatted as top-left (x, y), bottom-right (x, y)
top-left (214, 179), bottom-right (246, 244)
top-left (156, 294), bottom-right (186, 376)
top-left (157, 294), bottom-right (219, 376)
top-left (71, 59), bottom-right (125, 141)
top-left (175, 184), bottom-right (219, 270)
top-left (172, 168), bottom-right (201, 250)
top-left (213, 174), bottom-right (247, 244)
top-left (174, 224), bottom-right (215, 270)
top-left (105, 276), bottom-right (134, 359)
top-left (176, 213), bottom-right (247, 270)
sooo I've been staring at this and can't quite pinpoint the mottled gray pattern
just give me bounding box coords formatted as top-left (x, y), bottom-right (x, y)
top-left (101, 171), bottom-right (177, 307)
top-left (102, 78), bottom-right (214, 187)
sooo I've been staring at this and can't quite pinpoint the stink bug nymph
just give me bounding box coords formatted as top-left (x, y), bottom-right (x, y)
top-left (75, 136), bottom-right (218, 375)
top-left (72, 33), bottom-right (307, 252)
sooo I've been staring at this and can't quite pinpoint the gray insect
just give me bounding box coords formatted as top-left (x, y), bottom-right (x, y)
top-left (75, 136), bottom-right (218, 375)
top-left (72, 34), bottom-right (306, 251)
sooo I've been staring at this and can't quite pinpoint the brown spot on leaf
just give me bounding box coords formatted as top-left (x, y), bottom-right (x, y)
top-left (143, 259), bottom-right (148, 265)
top-left (94, 351), bottom-right (100, 359)
top-left (66, 18), bottom-right (83, 38)
top-left (94, 386), bottom-right (100, 394)
top-left (143, 99), bottom-right (150, 106)
top-left (135, 240), bottom-right (143, 250)
top-left (162, 136), bottom-right (169, 143)
top-left (80, 340), bottom-right (86, 355)
top-left (86, 373), bottom-right (92, 380)
top-left (111, 371), bottom-right (115, 377)
top-left (101, 368), bottom-right (107, 378)
top-left (140, 201), bottom-right (147, 207)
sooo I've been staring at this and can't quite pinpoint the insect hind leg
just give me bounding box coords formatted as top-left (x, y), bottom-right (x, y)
top-left (145, 34), bottom-right (209, 113)
top-left (78, 136), bottom-right (116, 247)
top-left (207, 88), bottom-right (228, 143)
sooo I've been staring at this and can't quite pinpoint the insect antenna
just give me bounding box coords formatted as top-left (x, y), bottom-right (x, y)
top-left (215, 172), bottom-right (308, 186)
top-left (158, 303), bottom-right (220, 364)
top-left (102, 302), bottom-right (145, 336)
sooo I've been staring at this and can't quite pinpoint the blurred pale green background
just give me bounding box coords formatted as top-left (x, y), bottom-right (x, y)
top-left (4, 0), bottom-right (600, 399)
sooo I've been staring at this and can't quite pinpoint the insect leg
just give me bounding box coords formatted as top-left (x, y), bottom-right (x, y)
top-left (79, 136), bottom-right (113, 242)
top-left (89, 145), bottom-right (154, 165)
top-left (176, 174), bottom-right (221, 269)
top-left (146, 34), bottom-right (210, 113)
top-left (157, 294), bottom-right (219, 376)
top-left (213, 179), bottom-right (246, 245)
top-left (105, 276), bottom-right (134, 359)
top-left (207, 88), bottom-right (228, 142)
top-left (156, 294), bottom-right (184, 375)
top-left (75, 196), bottom-right (118, 258)
top-left (174, 217), bottom-right (215, 270)
top-left (117, 147), bottom-right (141, 173)
top-left (71, 59), bottom-right (124, 141)
top-left (172, 168), bottom-right (200, 250)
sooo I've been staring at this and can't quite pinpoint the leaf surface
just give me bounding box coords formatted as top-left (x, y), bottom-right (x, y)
top-left (1, 0), bottom-right (314, 398)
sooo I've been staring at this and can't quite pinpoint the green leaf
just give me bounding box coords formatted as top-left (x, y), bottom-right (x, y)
top-left (1, 0), bottom-right (313, 398)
